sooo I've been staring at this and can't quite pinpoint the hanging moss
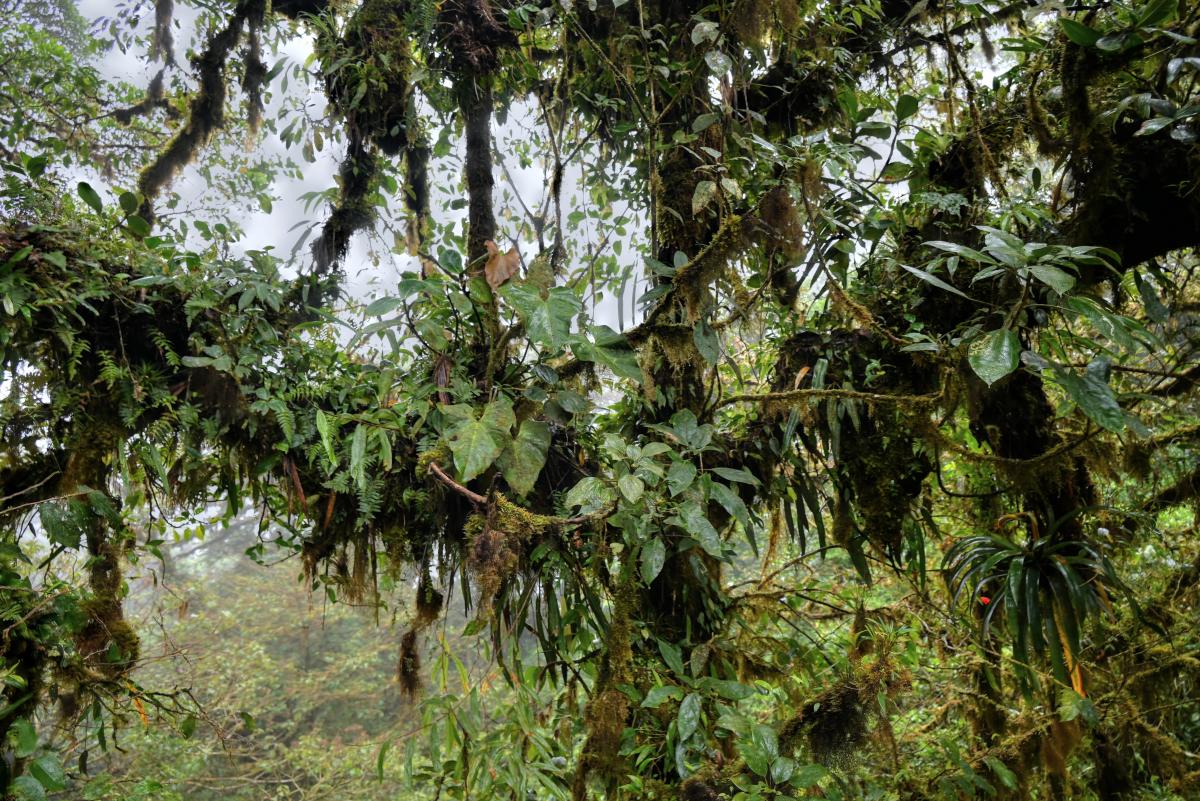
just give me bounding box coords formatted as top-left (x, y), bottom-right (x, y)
top-left (136, 1), bottom-right (262, 222)
top-left (464, 497), bottom-right (557, 611)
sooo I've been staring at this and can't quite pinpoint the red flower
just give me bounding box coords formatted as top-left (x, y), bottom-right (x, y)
top-left (979, 596), bottom-right (992, 605)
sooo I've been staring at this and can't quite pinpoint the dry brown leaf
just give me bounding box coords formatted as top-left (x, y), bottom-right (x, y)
top-left (484, 239), bottom-right (521, 288)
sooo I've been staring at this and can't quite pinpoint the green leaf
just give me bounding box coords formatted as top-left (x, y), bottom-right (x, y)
top-left (712, 467), bottom-right (759, 486)
top-left (896, 94), bottom-right (919, 121)
top-left (29, 755), bottom-right (66, 791)
top-left (641, 684), bottom-right (683, 708)
top-left (791, 763), bottom-right (828, 788)
top-left (497, 419), bottom-right (550, 496)
top-left (448, 417), bottom-right (505, 482)
top-left (13, 718), bottom-right (37, 758)
top-left (11, 776), bottom-right (46, 801)
top-left (481, 396), bottom-right (516, 434)
top-left (503, 285), bottom-right (581, 349)
top-left (1052, 363), bottom-right (1125, 432)
top-left (677, 693), bottom-right (702, 741)
top-left (315, 410), bottom-right (336, 467)
top-left (125, 215), bottom-right (151, 238)
top-left (902, 263), bottom-right (971, 299)
top-left (180, 714), bottom-right (197, 738)
top-left (641, 537), bottom-right (666, 584)
top-left (376, 739), bottom-right (391, 781)
top-left (693, 320), bottom-right (719, 364)
top-left (702, 678), bottom-right (754, 700)
top-left (771, 756), bottom-right (797, 785)
top-left (1059, 18), bottom-right (1101, 47)
top-left (350, 424), bottom-right (368, 487)
top-left (565, 476), bottom-right (614, 513)
top-left (118, 190), bottom-right (139, 215)
top-left (1136, 0), bottom-right (1177, 28)
top-left (77, 181), bottom-right (103, 214)
top-left (1029, 264), bottom-right (1076, 294)
top-left (969, 329), bottom-right (1020, 386)
top-left (678, 500), bottom-right (723, 556)
top-left (692, 180), bottom-right (717, 216)
top-left (708, 481), bottom-right (750, 529)
top-left (667, 460), bottom-right (697, 496)
top-left (364, 296), bottom-right (404, 316)
top-left (618, 473), bottom-right (645, 503)
top-left (571, 326), bottom-right (642, 382)
top-left (658, 639), bottom-right (686, 675)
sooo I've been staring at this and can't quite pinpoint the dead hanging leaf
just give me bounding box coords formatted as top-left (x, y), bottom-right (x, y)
top-left (484, 240), bottom-right (521, 288)
top-left (434, 354), bottom-right (452, 405)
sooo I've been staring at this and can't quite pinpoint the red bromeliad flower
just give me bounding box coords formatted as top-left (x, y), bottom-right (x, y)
top-left (979, 596), bottom-right (992, 605)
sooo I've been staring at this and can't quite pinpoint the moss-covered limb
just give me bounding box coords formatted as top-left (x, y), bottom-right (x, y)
top-left (716, 385), bottom-right (942, 411)
top-left (112, 68), bottom-right (178, 126)
top-left (136, 1), bottom-right (261, 223)
top-left (304, 128), bottom-right (377, 296)
top-left (1143, 464), bottom-right (1200, 512)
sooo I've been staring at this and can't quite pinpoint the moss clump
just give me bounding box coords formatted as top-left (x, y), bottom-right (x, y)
top-left (780, 654), bottom-right (910, 768)
top-left (397, 628), bottom-right (421, 696)
top-left (465, 496), bottom-right (557, 612)
top-left (322, 0), bottom-right (414, 154)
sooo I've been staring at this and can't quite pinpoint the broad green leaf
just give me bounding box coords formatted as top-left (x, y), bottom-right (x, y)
top-left (678, 500), bottom-right (723, 556)
top-left (641, 537), bottom-right (666, 584)
top-left (1029, 264), bottom-right (1076, 294)
top-left (969, 328), bottom-right (1020, 386)
top-left (791, 764), bottom-right (828, 789)
top-left (564, 476), bottom-right (614, 513)
top-left (896, 94), bottom-right (919, 121)
top-left (667, 460), bottom-right (697, 496)
top-left (692, 180), bottom-right (717, 216)
top-left (350, 424), bottom-right (367, 487)
top-left (618, 473), bottom-right (645, 503)
top-left (480, 396), bottom-right (516, 434)
top-left (657, 639), bottom-right (686, 675)
top-left (677, 693), bottom-right (702, 742)
top-left (708, 480), bottom-right (750, 529)
top-left (11, 776), bottom-right (45, 801)
top-left (448, 417), bottom-right (505, 482)
top-left (1059, 18), bottom-right (1101, 47)
top-left (118, 190), bottom-right (139, 215)
top-left (712, 466), bottom-right (759, 486)
top-left (771, 756), bottom-right (797, 785)
top-left (315, 410), bottom-right (336, 466)
top-left (77, 181), bottom-right (103, 214)
top-left (364, 296), bottom-right (404, 316)
top-left (1052, 363), bottom-right (1125, 432)
top-left (29, 755), bottom-right (66, 791)
top-left (702, 678), bottom-right (754, 700)
top-left (13, 718), bottom-right (37, 758)
top-left (497, 419), bottom-right (550, 496)
top-left (503, 284), bottom-right (581, 349)
top-left (693, 320), bottom-right (719, 364)
top-left (641, 684), bottom-right (683, 708)
top-left (571, 326), bottom-right (642, 382)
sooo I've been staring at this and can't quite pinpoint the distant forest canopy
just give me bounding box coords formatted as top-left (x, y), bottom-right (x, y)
top-left (1, 0), bottom-right (1199, 799)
